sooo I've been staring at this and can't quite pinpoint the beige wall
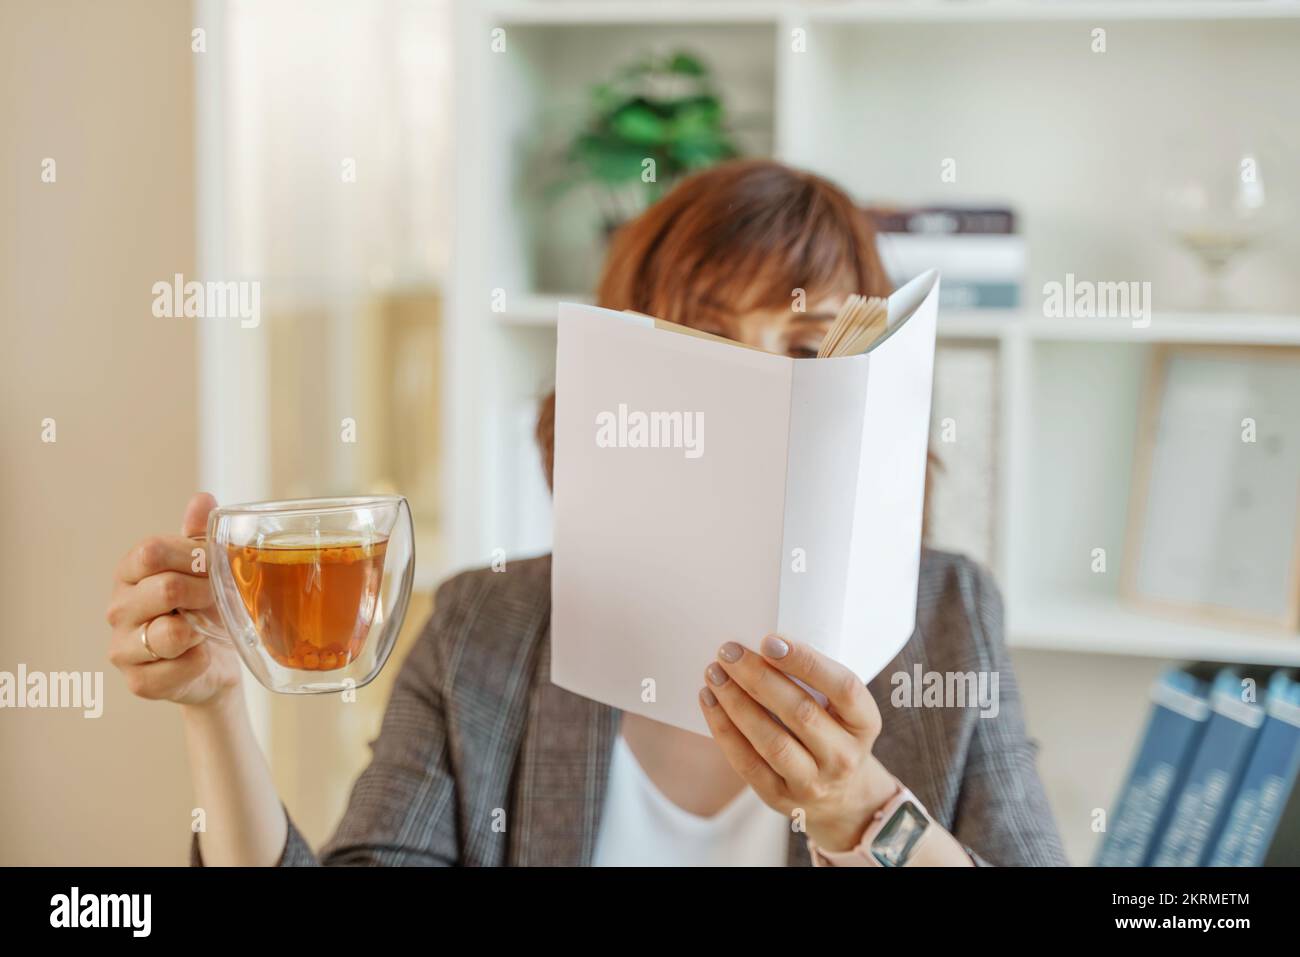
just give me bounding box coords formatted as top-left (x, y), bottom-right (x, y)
top-left (0, 0), bottom-right (198, 864)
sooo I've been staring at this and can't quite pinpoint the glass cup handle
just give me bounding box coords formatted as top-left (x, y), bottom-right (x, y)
top-left (182, 535), bottom-right (232, 644)
top-left (182, 606), bottom-right (233, 645)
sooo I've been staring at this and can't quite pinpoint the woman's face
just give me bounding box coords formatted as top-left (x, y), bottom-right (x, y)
top-left (691, 289), bottom-right (852, 359)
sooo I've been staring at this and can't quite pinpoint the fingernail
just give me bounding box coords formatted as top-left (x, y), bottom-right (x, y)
top-left (700, 687), bottom-right (717, 707)
top-left (761, 634), bottom-right (790, 659)
top-left (718, 641), bottom-right (743, 663)
top-left (706, 662), bottom-right (729, 686)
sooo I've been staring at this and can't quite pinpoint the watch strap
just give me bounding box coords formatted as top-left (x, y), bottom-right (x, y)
top-left (808, 783), bottom-right (931, 867)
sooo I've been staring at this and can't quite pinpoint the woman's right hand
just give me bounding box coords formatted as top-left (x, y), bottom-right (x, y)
top-left (106, 491), bottom-right (242, 708)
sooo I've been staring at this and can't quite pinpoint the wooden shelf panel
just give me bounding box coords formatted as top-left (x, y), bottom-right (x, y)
top-left (493, 297), bottom-right (1300, 347)
top-left (485, 0), bottom-right (1300, 26)
top-left (1009, 591), bottom-right (1300, 666)
top-left (1015, 313), bottom-right (1300, 345)
top-left (809, 0), bottom-right (1300, 24)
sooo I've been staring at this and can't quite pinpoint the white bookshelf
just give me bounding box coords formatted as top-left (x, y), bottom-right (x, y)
top-left (1012, 592), bottom-right (1300, 666)
top-left (492, 298), bottom-right (1300, 345)
top-left (447, 0), bottom-right (1300, 671)
top-left (477, 1), bottom-right (1300, 25)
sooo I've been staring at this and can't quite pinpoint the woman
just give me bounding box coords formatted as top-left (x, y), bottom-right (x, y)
top-left (106, 160), bottom-right (1067, 867)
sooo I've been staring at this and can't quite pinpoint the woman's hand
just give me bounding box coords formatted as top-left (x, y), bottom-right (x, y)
top-left (106, 493), bottom-right (289, 866)
top-left (105, 492), bottom-right (242, 709)
top-left (698, 635), bottom-right (896, 852)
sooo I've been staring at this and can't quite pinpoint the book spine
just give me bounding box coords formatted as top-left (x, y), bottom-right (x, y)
top-left (1261, 771), bottom-right (1300, 865)
top-left (868, 207), bottom-right (1017, 235)
top-left (1149, 671), bottom-right (1266, 867)
top-left (1207, 674), bottom-right (1300, 866)
top-left (935, 281), bottom-right (1021, 310)
top-left (876, 234), bottom-right (1025, 282)
top-left (1094, 670), bottom-right (1210, 867)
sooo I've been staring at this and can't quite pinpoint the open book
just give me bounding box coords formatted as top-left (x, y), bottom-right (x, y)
top-left (551, 270), bottom-right (941, 735)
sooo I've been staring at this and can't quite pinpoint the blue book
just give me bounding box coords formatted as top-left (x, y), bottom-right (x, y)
top-left (1264, 762), bottom-right (1300, 865)
top-left (1208, 671), bottom-right (1300, 866)
top-left (936, 281), bottom-right (1021, 310)
top-left (1150, 669), bottom-right (1266, 866)
top-left (1095, 669), bottom-right (1210, 867)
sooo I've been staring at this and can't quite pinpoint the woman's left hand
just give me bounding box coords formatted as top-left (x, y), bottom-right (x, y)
top-left (698, 635), bottom-right (899, 853)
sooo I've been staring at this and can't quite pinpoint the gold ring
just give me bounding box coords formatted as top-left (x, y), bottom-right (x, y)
top-left (140, 623), bottom-right (161, 661)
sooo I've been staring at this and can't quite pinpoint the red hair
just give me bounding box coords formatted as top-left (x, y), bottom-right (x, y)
top-left (592, 158), bottom-right (888, 324)
top-left (537, 159), bottom-right (892, 485)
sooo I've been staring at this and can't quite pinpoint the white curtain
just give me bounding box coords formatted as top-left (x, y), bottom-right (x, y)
top-left (223, 0), bottom-right (453, 294)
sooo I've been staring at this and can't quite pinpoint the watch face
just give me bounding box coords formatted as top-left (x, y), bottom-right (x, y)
top-left (870, 800), bottom-right (929, 867)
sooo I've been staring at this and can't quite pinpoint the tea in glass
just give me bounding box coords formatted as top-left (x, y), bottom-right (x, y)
top-left (226, 534), bottom-right (388, 671)
top-left (184, 494), bottom-right (414, 694)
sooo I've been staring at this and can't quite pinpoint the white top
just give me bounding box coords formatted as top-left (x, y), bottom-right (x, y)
top-left (592, 734), bottom-right (790, 867)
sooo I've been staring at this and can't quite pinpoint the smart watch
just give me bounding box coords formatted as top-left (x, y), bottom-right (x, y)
top-left (808, 783), bottom-right (932, 867)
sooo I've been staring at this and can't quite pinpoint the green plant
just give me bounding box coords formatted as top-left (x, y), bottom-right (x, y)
top-left (553, 51), bottom-right (741, 228)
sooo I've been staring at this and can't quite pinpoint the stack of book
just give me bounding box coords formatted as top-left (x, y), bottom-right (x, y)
top-left (1095, 667), bottom-right (1300, 867)
top-left (868, 205), bottom-right (1023, 312)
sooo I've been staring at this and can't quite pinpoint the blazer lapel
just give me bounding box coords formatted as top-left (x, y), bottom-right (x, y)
top-left (786, 828), bottom-right (813, 867)
top-left (866, 629), bottom-right (953, 827)
top-left (510, 634), bottom-right (621, 866)
top-left (783, 628), bottom-right (941, 868)
top-left (507, 634), bottom-right (820, 867)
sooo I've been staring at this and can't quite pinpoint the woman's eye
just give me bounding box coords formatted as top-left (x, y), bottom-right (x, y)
top-left (787, 344), bottom-right (819, 359)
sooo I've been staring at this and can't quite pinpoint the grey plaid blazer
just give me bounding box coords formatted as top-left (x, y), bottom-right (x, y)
top-left (194, 549), bottom-right (1067, 866)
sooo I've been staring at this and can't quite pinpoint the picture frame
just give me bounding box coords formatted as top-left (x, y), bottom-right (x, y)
top-left (1123, 344), bottom-right (1300, 633)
